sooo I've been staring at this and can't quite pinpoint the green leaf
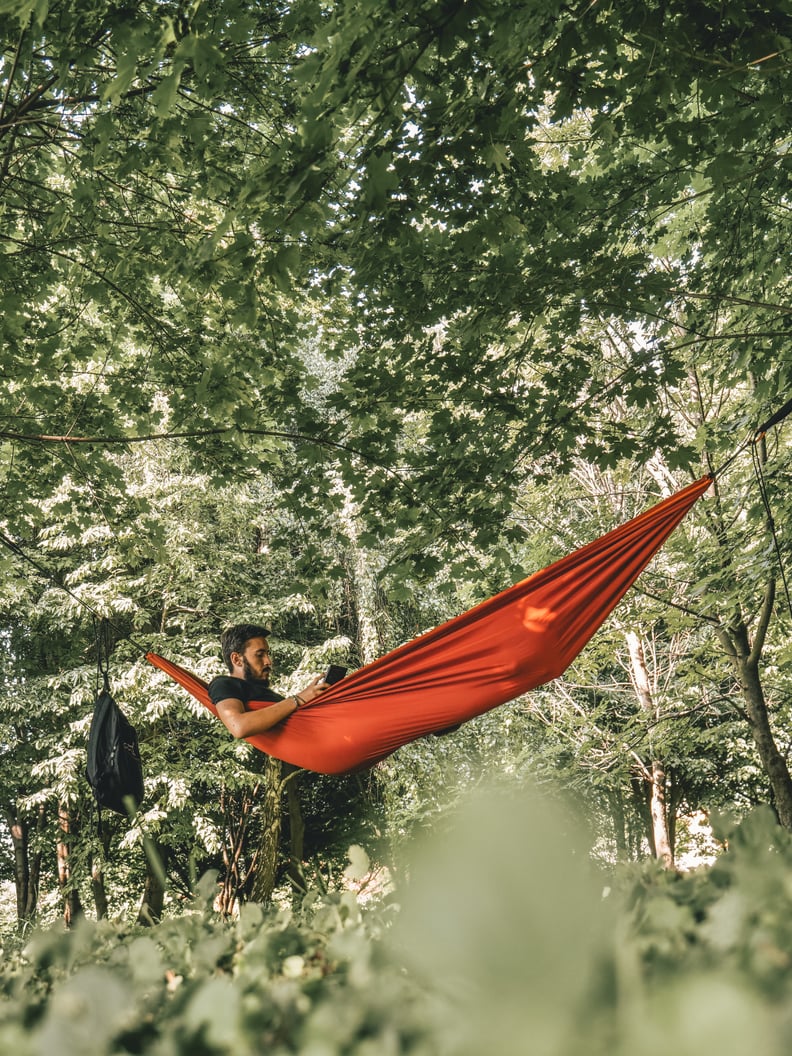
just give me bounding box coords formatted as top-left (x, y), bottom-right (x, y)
top-left (152, 71), bottom-right (182, 117)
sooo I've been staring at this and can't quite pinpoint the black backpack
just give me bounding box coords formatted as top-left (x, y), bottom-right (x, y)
top-left (85, 688), bottom-right (144, 816)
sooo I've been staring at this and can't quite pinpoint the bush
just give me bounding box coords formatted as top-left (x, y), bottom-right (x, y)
top-left (3, 795), bottom-right (792, 1055)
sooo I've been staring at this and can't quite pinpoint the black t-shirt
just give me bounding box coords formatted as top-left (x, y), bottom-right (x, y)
top-left (208, 675), bottom-right (283, 707)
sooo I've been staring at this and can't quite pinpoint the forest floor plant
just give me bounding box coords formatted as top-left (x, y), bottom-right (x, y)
top-left (2, 790), bottom-right (792, 1055)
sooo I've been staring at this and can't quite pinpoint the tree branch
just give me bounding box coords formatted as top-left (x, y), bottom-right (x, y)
top-left (0, 27), bottom-right (26, 128)
top-left (634, 584), bottom-right (722, 626)
top-left (715, 624), bottom-right (739, 659)
top-left (748, 577), bottom-right (776, 670)
top-left (0, 424), bottom-right (397, 474)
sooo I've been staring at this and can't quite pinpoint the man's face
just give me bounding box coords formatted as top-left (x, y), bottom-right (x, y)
top-left (239, 637), bottom-right (272, 682)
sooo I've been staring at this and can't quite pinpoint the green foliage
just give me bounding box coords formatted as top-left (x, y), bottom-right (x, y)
top-left (2, 0), bottom-right (789, 539)
top-left (0, 437), bottom-right (381, 923)
top-left (0, 863), bottom-right (435, 1056)
top-left (5, 797), bottom-right (792, 1055)
top-left (2, 0), bottom-right (792, 942)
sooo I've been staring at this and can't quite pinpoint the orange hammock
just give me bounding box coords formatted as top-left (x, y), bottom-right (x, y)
top-left (147, 476), bottom-right (711, 774)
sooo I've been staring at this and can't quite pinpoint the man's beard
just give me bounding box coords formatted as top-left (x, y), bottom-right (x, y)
top-left (242, 658), bottom-right (269, 683)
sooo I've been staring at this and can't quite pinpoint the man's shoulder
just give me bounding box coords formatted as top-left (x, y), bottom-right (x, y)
top-left (208, 675), bottom-right (282, 706)
top-left (208, 675), bottom-right (247, 705)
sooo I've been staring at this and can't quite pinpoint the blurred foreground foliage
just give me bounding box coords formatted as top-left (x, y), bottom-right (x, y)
top-left (2, 791), bottom-right (792, 1056)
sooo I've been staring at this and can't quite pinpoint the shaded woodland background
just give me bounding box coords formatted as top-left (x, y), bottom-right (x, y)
top-left (0, 0), bottom-right (790, 938)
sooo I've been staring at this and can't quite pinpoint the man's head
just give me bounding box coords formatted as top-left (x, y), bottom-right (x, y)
top-left (221, 623), bottom-right (272, 679)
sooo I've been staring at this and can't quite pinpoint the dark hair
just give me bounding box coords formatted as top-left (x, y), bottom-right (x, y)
top-left (220, 623), bottom-right (271, 671)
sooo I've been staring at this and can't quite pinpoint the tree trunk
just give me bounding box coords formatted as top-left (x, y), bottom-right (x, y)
top-left (137, 839), bottom-right (168, 925)
top-left (626, 631), bottom-right (674, 868)
top-left (718, 607), bottom-right (792, 829)
top-left (703, 441), bottom-right (792, 830)
top-left (249, 755), bottom-right (283, 904)
top-left (5, 804), bottom-right (30, 922)
top-left (630, 773), bottom-right (654, 856)
top-left (57, 804), bottom-right (84, 927)
top-left (337, 483), bottom-right (383, 664)
top-left (217, 782), bottom-right (260, 916)
top-left (4, 803), bottom-right (38, 925)
top-left (89, 822), bottom-right (112, 919)
top-left (351, 543), bottom-right (381, 665)
top-left (22, 804), bottom-right (45, 922)
top-left (90, 854), bottom-right (109, 920)
top-left (648, 758), bottom-right (673, 868)
top-left (284, 767), bottom-right (306, 899)
top-left (667, 766), bottom-right (679, 858)
top-left (607, 788), bottom-right (628, 861)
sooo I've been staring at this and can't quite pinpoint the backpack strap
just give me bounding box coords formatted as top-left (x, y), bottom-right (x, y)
top-left (96, 616), bottom-right (112, 695)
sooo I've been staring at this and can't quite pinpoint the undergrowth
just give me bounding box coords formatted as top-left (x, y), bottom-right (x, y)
top-left (2, 798), bottom-right (792, 1055)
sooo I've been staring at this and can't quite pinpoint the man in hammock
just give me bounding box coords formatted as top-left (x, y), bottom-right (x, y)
top-left (208, 623), bottom-right (329, 739)
top-left (149, 478), bottom-right (712, 774)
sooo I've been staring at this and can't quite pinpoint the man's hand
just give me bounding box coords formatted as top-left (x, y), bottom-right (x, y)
top-left (296, 675), bottom-right (330, 706)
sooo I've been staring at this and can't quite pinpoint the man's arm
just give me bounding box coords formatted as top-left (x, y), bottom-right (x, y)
top-left (215, 677), bottom-right (328, 740)
top-left (215, 696), bottom-right (299, 738)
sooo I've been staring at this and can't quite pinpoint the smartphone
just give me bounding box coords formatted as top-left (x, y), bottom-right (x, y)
top-left (323, 664), bottom-right (347, 685)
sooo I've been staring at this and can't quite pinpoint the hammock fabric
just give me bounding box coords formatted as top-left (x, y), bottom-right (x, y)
top-left (147, 475), bottom-right (712, 775)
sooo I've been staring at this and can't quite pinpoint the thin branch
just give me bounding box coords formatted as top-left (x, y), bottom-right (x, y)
top-left (715, 624), bottom-right (739, 659)
top-left (0, 26), bottom-right (26, 128)
top-left (633, 584), bottom-right (722, 627)
top-left (748, 577), bottom-right (776, 669)
top-left (0, 423), bottom-right (372, 461)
